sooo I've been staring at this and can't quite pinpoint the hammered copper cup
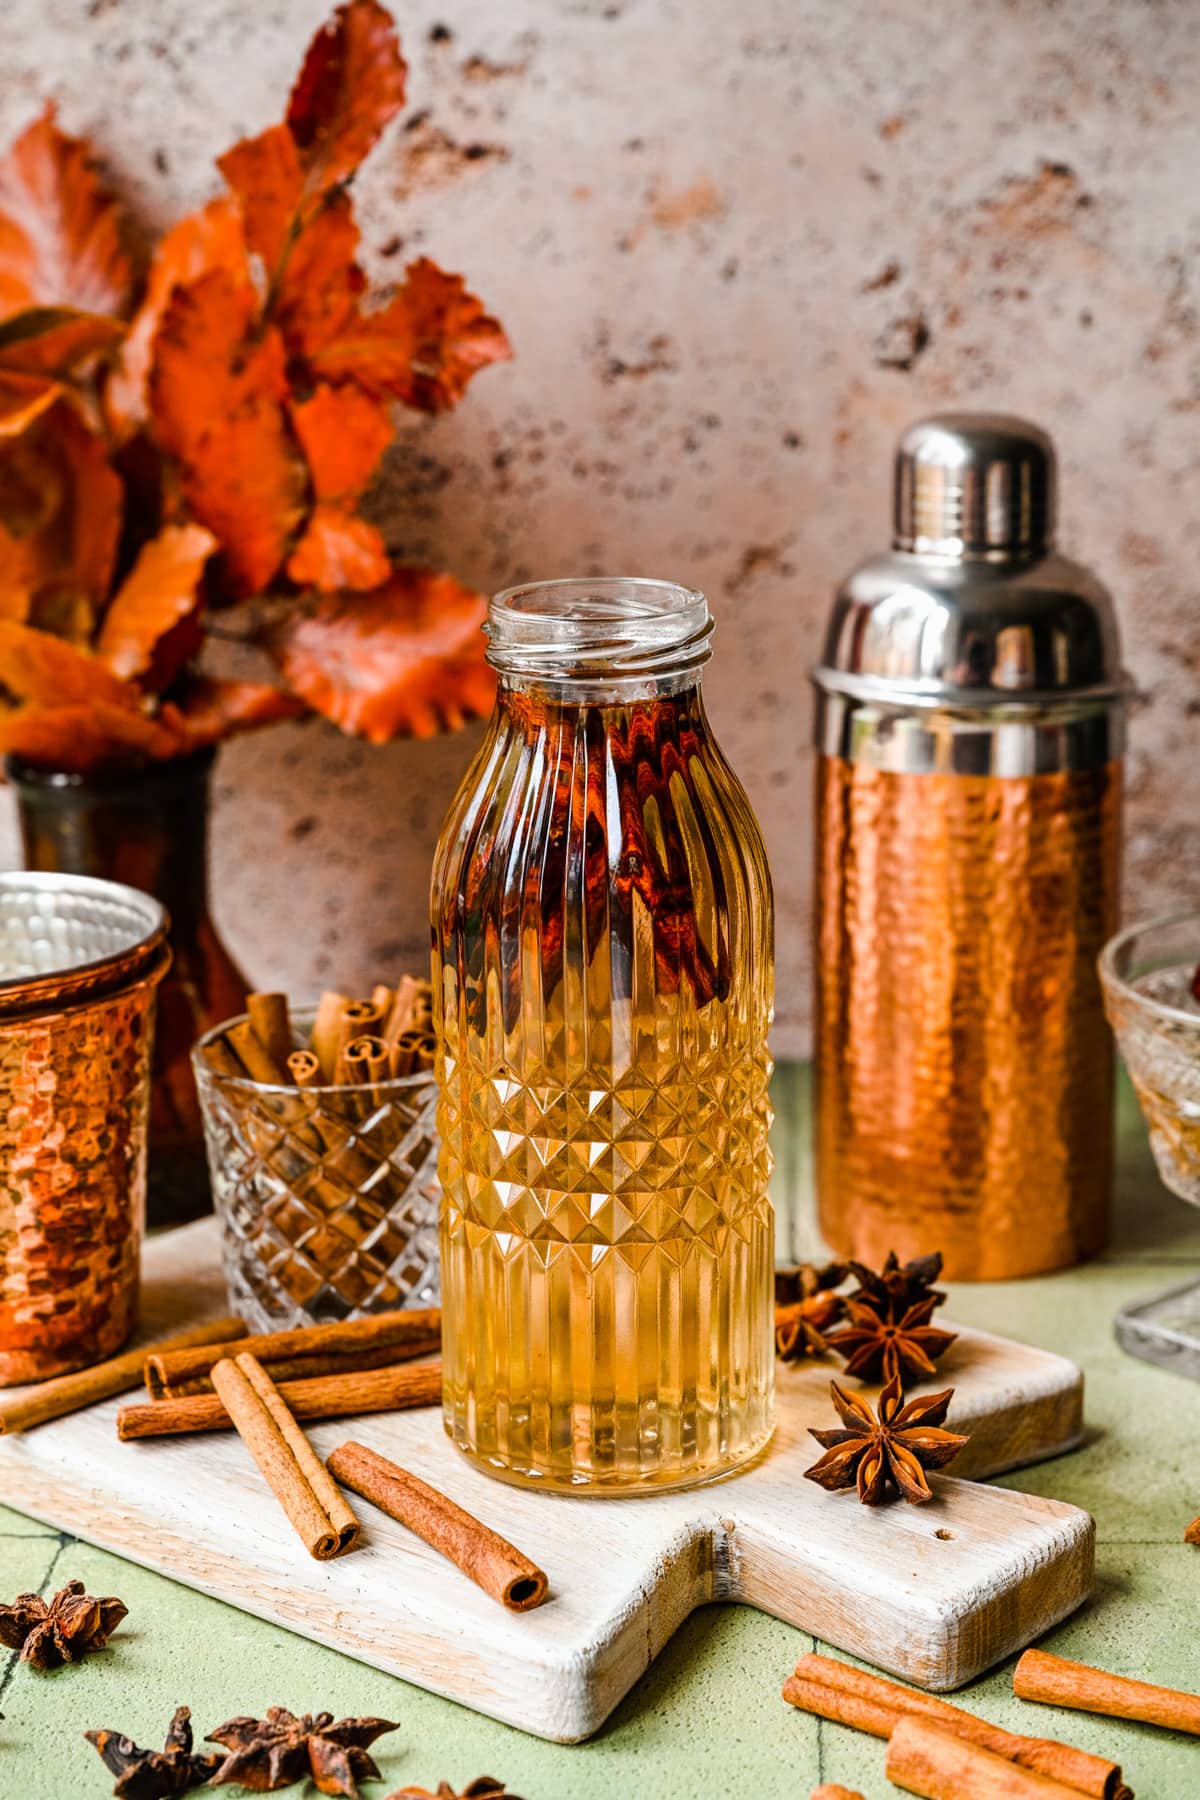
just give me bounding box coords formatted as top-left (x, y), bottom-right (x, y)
top-left (0, 873), bottom-right (168, 1387)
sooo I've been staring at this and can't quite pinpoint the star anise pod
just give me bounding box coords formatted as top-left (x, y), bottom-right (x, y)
top-left (386, 1782), bottom-right (524, 1800)
top-left (775, 1261), bottom-right (848, 1309)
top-left (0, 1578), bottom-right (128, 1669)
top-left (775, 1289), bottom-right (846, 1362)
top-left (847, 1250), bottom-right (946, 1321)
top-left (825, 1294), bottom-right (957, 1387)
top-left (86, 1706), bottom-right (222, 1799)
top-left (804, 1375), bottom-right (969, 1505)
top-left (206, 1708), bottom-right (399, 1797)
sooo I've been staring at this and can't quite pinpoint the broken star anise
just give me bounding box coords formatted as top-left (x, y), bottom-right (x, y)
top-left (206, 1707), bottom-right (399, 1797)
top-left (86, 1706), bottom-right (222, 1799)
top-left (826, 1294), bottom-right (957, 1387)
top-left (386, 1782), bottom-right (524, 1800)
top-left (847, 1250), bottom-right (946, 1320)
top-left (804, 1375), bottom-right (969, 1506)
top-left (0, 1578), bottom-right (128, 1669)
top-left (775, 1260), bottom-right (848, 1309)
top-left (774, 1261), bottom-right (848, 1362)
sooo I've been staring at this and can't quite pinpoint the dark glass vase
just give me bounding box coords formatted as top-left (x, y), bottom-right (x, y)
top-left (8, 749), bottom-right (248, 1227)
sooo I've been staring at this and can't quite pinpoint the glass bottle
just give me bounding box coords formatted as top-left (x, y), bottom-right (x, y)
top-left (8, 748), bottom-right (249, 1226)
top-left (431, 577), bottom-right (775, 1492)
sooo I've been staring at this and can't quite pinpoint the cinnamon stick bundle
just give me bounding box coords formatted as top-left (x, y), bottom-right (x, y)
top-left (1015, 1647), bottom-right (1200, 1737)
top-left (212, 1353), bottom-right (360, 1560)
top-left (118, 1361), bottom-right (443, 1440)
top-left (0, 1316), bottom-right (245, 1435)
top-left (886, 1716), bottom-right (1085, 1799)
top-left (144, 1310), bottom-right (441, 1398)
top-left (327, 1440), bottom-right (548, 1612)
top-left (786, 1656), bottom-right (1124, 1798)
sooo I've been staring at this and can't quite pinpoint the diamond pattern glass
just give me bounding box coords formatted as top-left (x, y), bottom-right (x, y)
top-left (194, 1022), bottom-right (440, 1330)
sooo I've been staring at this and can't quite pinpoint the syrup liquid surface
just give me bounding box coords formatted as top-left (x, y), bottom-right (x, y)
top-left (432, 684), bottom-right (775, 1490)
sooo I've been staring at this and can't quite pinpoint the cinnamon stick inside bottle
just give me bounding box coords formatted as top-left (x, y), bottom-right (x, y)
top-left (327, 1440), bottom-right (548, 1611)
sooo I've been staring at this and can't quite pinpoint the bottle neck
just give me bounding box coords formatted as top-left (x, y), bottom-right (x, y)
top-left (9, 750), bottom-right (215, 932)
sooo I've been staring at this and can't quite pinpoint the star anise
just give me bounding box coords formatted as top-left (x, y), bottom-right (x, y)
top-left (86, 1706), bottom-right (222, 1799)
top-left (825, 1294), bottom-right (957, 1387)
top-left (774, 1260), bottom-right (848, 1308)
top-left (206, 1708), bottom-right (399, 1797)
top-left (386, 1782), bottom-right (524, 1800)
top-left (0, 1578), bottom-right (128, 1668)
top-left (775, 1290), bottom-right (846, 1362)
top-left (804, 1375), bottom-right (969, 1505)
top-left (847, 1250), bottom-right (946, 1320)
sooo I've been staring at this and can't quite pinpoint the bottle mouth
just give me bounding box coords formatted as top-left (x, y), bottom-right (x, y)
top-left (486, 577), bottom-right (713, 685)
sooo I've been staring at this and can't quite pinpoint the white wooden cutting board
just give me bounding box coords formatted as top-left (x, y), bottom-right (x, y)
top-left (0, 1220), bottom-right (1092, 1742)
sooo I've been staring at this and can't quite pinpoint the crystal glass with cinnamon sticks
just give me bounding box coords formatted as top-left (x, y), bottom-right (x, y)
top-left (432, 577), bottom-right (776, 1493)
top-left (193, 983), bottom-right (441, 1330)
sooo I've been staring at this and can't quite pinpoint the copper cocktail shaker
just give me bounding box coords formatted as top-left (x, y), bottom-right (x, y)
top-left (814, 415), bottom-right (1129, 1279)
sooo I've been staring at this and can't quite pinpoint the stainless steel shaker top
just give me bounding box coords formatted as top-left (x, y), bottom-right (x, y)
top-left (815, 413), bottom-right (1130, 774)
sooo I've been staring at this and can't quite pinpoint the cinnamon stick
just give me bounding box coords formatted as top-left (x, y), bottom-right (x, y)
top-left (0, 1316), bottom-right (245, 1435)
top-left (212, 1354), bottom-right (359, 1560)
top-left (383, 975), bottom-right (422, 1046)
top-left (143, 1310), bottom-right (441, 1397)
top-left (288, 1049), bottom-right (323, 1089)
top-left (154, 1341), bottom-right (439, 1400)
top-left (225, 1018), bottom-right (288, 1086)
top-left (327, 1440), bottom-right (548, 1612)
top-left (886, 1716), bottom-right (1084, 1799)
top-left (247, 991), bottom-right (292, 1068)
top-left (1015, 1646), bottom-right (1200, 1737)
top-left (118, 1361), bottom-right (442, 1439)
top-left (311, 989), bottom-right (349, 1081)
top-left (338, 1034), bottom-right (391, 1085)
top-left (789, 1656), bottom-right (1124, 1798)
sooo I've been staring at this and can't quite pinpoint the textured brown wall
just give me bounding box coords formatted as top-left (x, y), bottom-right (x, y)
top-left (1, 0), bottom-right (1196, 1054)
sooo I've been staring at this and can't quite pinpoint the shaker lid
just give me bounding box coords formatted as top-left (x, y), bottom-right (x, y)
top-left (894, 413), bottom-right (1054, 558)
top-left (816, 413), bottom-right (1130, 710)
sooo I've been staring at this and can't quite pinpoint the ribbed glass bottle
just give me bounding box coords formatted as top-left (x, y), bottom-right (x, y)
top-left (431, 578), bottom-right (775, 1492)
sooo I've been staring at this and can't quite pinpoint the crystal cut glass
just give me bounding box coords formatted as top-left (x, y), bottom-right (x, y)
top-left (193, 1011), bottom-right (440, 1330)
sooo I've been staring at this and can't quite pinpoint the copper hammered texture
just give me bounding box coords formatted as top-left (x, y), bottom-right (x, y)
top-left (0, 977), bottom-right (158, 1386)
top-left (815, 756), bottom-right (1122, 1280)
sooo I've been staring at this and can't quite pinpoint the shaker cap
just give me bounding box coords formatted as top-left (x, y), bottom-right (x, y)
top-left (894, 413), bottom-right (1054, 559)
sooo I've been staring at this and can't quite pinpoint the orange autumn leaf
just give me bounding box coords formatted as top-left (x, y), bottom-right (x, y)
top-left (287, 510), bottom-right (389, 591)
top-left (267, 569), bottom-right (496, 741)
top-left (0, 698), bottom-right (184, 772)
top-left (272, 193), bottom-right (364, 360)
top-left (0, 400), bottom-right (122, 631)
top-left (105, 196), bottom-right (249, 441)
top-left (217, 122), bottom-right (304, 273)
top-left (286, 383), bottom-right (392, 590)
top-left (161, 675), bottom-right (306, 747)
top-left (0, 306), bottom-right (122, 375)
top-left (0, 616), bottom-right (138, 709)
top-left (97, 521), bottom-right (217, 682)
top-left (0, 307), bottom-right (123, 437)
top-left (0, 105), bottom-right (135, 319)
top-left (290, 382), bottom-right (394, 502)
top-left (311, 257), bottom-right (512, 412)
top-left (149, 268), bottom-right (306, 596)
top-left (0, 370), bottom-right (60, 439)
top-left (287, 0), bottom-right (407, 197)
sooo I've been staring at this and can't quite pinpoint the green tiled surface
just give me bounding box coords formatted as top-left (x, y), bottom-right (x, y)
top-left (3, 1072), bottom-right (1200, 1798)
